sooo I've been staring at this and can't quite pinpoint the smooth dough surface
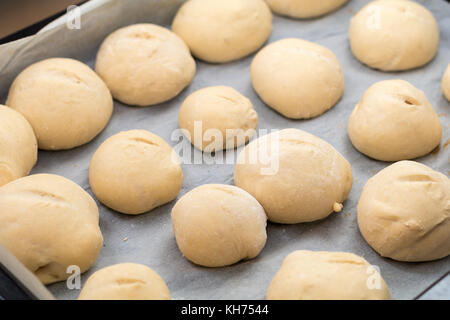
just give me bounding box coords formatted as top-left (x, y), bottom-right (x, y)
top-left (358, 161), bottom-right (450, 262)
top-left (234, 128), bottom-right (353, 224)
top-left (78, 263), bottom-right (170, 300)
top-left (89, 130), bottom-right (183, 215)
top-left (171, 184), bottom-right (267, 267)
top-left (348, 80), bottom-right (442, 161)
top-left (267, 250), bottom-right (391, 300)
top-left (0, 174), bottom-right (103, 284)
top-left (267, 0), bottom-right (349, 18)
top-left (172, 0), bottom-right (272, 63)
top-left (6, 58), bottom-right (113, 150)
top-left (95, 24), bottom-right (195, 106)
top-left (442, 64), bottom-right (450, 101)
top-left (178, 86), bottom-right (258, 152)
top-left (349, 0), bottom-right (439, 71)
top-left (0, 105), bottom-right (37, 187)
top-left (251, 38), bottom-right (344, 119)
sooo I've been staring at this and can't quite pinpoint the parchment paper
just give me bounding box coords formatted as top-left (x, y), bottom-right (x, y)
top-left (0, 0), bottom-right (449, 300)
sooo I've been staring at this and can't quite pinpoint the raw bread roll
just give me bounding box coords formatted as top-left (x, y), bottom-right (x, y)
top-left (0, 174), bottom-right (103, 284)
top-left (267, 0), bottom-right (348, 18)
top-left (442, 64), bottom-right (450, 101)
top-left (349, 0), bottom-right (439, 71)
top-left (171, 184), bottom-right (267, 267)
top-left (178, 86), bottom-right (258, 152)
top-left (348, 80), bottom-right (442, 161)
top-left (89, 130), bottom-right (183, 215)
top-left (172, 0), bottom-right (272, 63)
top-left (234, 129), bottom-right (353, 224)
top-left (267, 250), bottom-right (391, 300)
top-left (78, 263), bottom-right (170, 300)
top-left (6, 58), bottom-right (113, 150)
top-left (95, 24), bottom-right (195, 106)
top-left (358, 161), bottom-right (450, 262)
top-left (251, 38), bottom-right (344, 119)
top-left (0, 105), bottom-right (37, 186)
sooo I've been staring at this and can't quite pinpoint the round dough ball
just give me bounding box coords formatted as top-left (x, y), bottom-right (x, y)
top-left (348, 80), bottom-right (442, 162)
top-left (234, 128), bottom-right (353, 224)
top-left (0, 174), bottom-right (103, 284)
top-left (349, 0), bottom-right (439, 71)
top-left (442, 64), bottom-right (450, 101)
top-left (89, 130), bottom-right (183, 215)
top-left (358, 161), bottom-right (450, 262)
top-left (0, 105), bottom-right (37, 187)
top-left (178, 86), bottom-right (258, 152)
top-left (95, 24), bottom-right (196, 106)
top-left (267, 0), bottom-right (349, 19)
top-left (6, 58), bottom-right (113, 150)
top-left (172, 0), bottom-right (272, 63)
top-left (267, 250), bottom-right (391, 300)
top-left (78, 263), bottom-right (170, 300)
top-left (251, 38), bottom-right (344, 119)
top-left (171, 184), bottom-right (267, 267)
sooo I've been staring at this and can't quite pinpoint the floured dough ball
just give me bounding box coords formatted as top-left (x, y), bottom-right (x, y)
top-left (234, 129), bottom-right (353, 224)
top-left (349, 0), bottom-right (439, 71)
top-left (251, 38), bottom-right (344, 119)
top-left (0, 105), bottom-right (37, 186)
top-left (78, 263), bottom-right (170, 300)
top-left (171, 184), bottom-right (267, 267)
top-left (172, 0), bottom-right (272, 63)
top-left (89, 130), bottom-right (183, 215)
top-left (95, 24), bottom-right (195, 106)
top-left (6, 58), bottom-right (113, 150)
top-left (178, 86), bottom-right (258, 152)
top-left (267, 0), bottom-right (349, 19)
top-left (442, 64), bottom-right (450, 101)
top-left (267, 250), bottom-right (391, 300)
top-left (358, 161), bottom-right (450, 262)
top-left (0, 174), bottom-right (103, 284)
top-left (348, 80), bottom-right (442, 161)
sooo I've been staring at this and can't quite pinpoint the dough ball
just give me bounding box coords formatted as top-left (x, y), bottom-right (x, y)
top-left (78, 263), bottom-right (170, 300)
top-left (251, 38), bottom-right (344, 119)
top-left (172, 0), bottom-right (272, 63)
top-left (95, 24), bottom-right (195, 106)
top-left (171, 184), bottom-right (267, 267)
top-left (349, 0), bottom-right (439, 71)
top-left (267, 250), bottom-right (391, 300)
top-left (0, 105), bottom-right (37, 187)
top-left (358, 161), bottom-right (450, 262)
top-left (178, 86), bottom-right (258, 152)
top-left (0, 174), bottom-right (103, 284)
top-left (89, 130), bottom-right (183, 215)
top-left (234, 129), bottom-right (353, 224)
top-left (348, 80), bottom-right (442, 161)
top-left (267, 0), bottom-right (348, 19)
top-left (442, 64), bottom-right (450, 101)
top-left (6, 58), bottom-right (113, 150)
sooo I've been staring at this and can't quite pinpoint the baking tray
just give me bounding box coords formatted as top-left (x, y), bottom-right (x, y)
top-left (0, 0), bottom-right (448, 300)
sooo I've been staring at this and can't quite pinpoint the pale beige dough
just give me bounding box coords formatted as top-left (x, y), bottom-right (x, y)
top-left (0, 174), bottom-right (103, 284)
top-left (0, 105), bottom-right (37, 186)
top-left (267, 0), bottom-right (349, 18)
top-left (358, 161), bottom-right (450, 262)
top-left (78, 263), bottom-right (170, 300)
top-left (251, 38), bottom-right (344, 119)
top-left (348, 80), bottom-right (442, 161)
top-left (267, 250), bottom-right (391, 300)
top-left (6, 58), bottom-right (113, 150)
top-left (234, 129), bottom-right (353, 224)
top-left (172, 0), bottom-right (272, 63)
top-left (349, 0), bottom-right (439, 71)
top-left (178, 86), bottom-right (258, 152)
top-left (89, 130), bottom-right (183, 215)
top-left (95, 24), bottom-right (195, 106)
top-left (442, 64), bottom-right (450, 101)
top-left (171, 184), bottom-right (267, 267)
